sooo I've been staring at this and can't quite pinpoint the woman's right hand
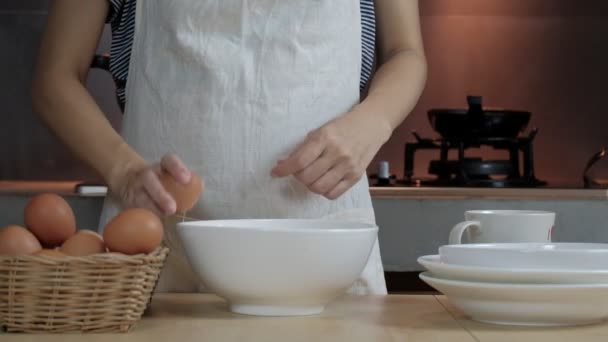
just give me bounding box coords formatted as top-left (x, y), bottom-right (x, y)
top-left (31, 2), bottom-right (192, 216)
top-left (107, 153), bottom-right (192, 217)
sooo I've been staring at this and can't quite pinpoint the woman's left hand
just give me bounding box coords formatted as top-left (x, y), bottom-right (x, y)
top-left (271, 108), bottom-right (391, 200)
top-left (272, 0), bottom-right (426, 200)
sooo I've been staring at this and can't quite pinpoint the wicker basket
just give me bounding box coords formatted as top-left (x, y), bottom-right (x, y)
top-left (0, 247), bottom-right (169, 333)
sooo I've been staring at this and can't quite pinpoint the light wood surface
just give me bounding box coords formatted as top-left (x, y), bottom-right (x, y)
top-left (436, 297), bottom-right (608, 342)
top-left (3, 293), bottom-right (608, 341)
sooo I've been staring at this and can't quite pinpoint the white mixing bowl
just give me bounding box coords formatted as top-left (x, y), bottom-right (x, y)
top-left (176, 219), bottom-right (378, 316)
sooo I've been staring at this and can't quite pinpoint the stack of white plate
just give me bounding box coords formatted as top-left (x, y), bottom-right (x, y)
top-left (418, 243), bottom-right (608, 326)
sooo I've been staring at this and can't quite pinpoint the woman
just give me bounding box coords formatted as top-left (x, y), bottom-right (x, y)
top-left (32, 0), bottom-right (426, 294)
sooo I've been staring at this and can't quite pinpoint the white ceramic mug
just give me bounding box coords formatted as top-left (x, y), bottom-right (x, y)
top-left (448, 210), bottom-right (555, 244)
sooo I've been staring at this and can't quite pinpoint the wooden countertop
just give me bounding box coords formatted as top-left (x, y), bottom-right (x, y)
top-left (1, 181), bottom-right (606, 200)
top-left (3, 293), bottom-right (608, 341)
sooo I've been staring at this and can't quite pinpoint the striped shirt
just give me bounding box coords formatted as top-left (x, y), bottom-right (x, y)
top-left (106, 0), bottom-right (376, 107)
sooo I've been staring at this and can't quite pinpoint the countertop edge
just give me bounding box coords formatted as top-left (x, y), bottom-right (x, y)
top-left (0, 181), bottom-right (106, 197)
top-left (369, 187), bottom-right (608, 201)
top-left (0, 181), bottom-right (606, 200)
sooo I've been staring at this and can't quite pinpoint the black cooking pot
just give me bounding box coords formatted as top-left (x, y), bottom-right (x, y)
top-left (428, 96), bottom-right (531, 139)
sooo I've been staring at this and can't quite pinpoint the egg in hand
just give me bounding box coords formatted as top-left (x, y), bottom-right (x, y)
top-left (159, 171), bottom-right (204, 214)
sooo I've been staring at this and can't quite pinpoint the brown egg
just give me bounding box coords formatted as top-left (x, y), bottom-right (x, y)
top-left (0, 225), bottom-right (42, 256)
top-left (103, 208), bottom-right (163, 255)
top-left (24, 193), bottom-right (76, 247)
top-left (34, 248), bottom-right (67, 257)
top-left (61, 230), bottom-right (106, 256)
top-left (159, 171), bottom-right (204, 214)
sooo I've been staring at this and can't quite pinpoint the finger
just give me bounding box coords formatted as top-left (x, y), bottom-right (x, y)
top-left (133, 190), bottom-right (165, 217)
top-left (295, 152), bottom-right (335, 185)
top-left (325, 177), bottom-right (359, 200)
top-left (271, 135), bottom-right (325, 177)
top-left (161, 153), bottom-right (191, 184)
top-left (308, 164), bottom-right (349, 195)
top-left (151, 164), bottom-right (162, 175)
top-left (141, 168), bottom-right (177, 214)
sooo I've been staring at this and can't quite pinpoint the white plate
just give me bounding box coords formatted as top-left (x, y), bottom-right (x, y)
top-left (439, 243), bottom-right (608, 269)
top-left (420, 272), bottom-right (608, 326)
top-left (418, 255), bottom-right (608, 284)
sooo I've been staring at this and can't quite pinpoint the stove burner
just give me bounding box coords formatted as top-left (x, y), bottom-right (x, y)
top-left (402, 129), bottom-right (546, 188)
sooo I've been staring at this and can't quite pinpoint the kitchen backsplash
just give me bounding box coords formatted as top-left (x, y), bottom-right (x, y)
top-left (2, 0), bottom-right (607, 186)
top-left (370, 0), bottom-right (608, 186)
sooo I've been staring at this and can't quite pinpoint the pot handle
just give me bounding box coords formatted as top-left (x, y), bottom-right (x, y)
top-left (467, 95), bottom-right (483, 113)
top-left (583, 147), bottom-right (607, 188)
top-left (467, 96), bottom-right (484, 125)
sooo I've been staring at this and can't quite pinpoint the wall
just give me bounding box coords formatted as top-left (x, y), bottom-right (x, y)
top-left (374, 197), bottom-right (608, 272)
top-left (370, 0), bottom-right (608, 186)
top-left (0, 193), bottom-right (104, 231)
top-left (2, 1), bottom-right (608, 186)
top-left (0, 1), bottom-right (120, 181)
top-left (2, 193), bottom-right (606, 273)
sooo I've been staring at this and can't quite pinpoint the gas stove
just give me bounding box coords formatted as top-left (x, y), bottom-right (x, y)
top-left (369, 96), bottom-right (550, 188)
top-left (371, 129), bottom-right (547, 188)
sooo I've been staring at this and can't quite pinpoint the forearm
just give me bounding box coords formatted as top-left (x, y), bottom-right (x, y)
top-left (31, 0), bottom-right (145, 187)
top-left (32, 74), bottom-right (145, 185)
top-left (354, 49), bottom-right (427, 138)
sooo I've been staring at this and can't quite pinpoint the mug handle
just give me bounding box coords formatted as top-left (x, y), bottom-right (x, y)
top-left (449, 220), bottom-right (481, 244)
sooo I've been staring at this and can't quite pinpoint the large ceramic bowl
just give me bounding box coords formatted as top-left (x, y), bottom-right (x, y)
top-left (438, 243), bottom-right (608, 270)
top-left (176, 219), bottom-right (378, 316)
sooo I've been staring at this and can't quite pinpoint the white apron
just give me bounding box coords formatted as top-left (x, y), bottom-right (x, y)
top-left (99, 0), bottom-right (387, 295)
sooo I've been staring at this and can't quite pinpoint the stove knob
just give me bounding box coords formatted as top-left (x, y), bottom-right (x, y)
top-left (378, 161), bottom-right (390, 179)
top-left (376, 161), bottom-right (392, 186)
